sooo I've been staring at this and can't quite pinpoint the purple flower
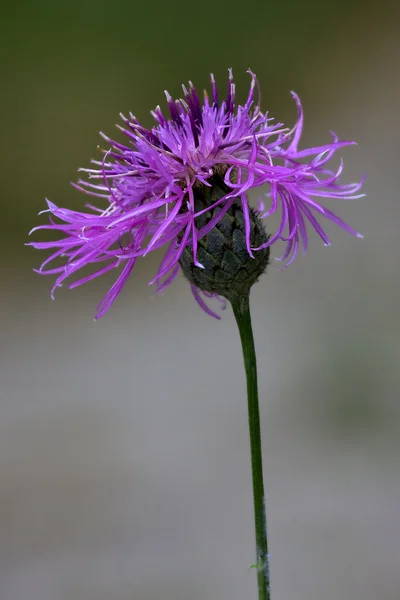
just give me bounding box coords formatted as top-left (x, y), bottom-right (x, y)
top-left (29, 69), bottom-right (364, 319)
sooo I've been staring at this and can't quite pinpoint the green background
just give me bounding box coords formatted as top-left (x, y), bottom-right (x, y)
top-left (2, 0), bottom-right (391, 256)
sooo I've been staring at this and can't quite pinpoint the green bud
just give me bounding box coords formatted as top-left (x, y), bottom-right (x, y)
top-left (179, 174), bottom-right (269, 300)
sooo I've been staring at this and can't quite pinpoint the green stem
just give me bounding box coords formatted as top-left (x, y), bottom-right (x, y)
top-left (231, 292), bottom-right (270, 600)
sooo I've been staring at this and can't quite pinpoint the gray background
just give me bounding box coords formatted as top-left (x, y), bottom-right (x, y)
top-left (1, 1), bottom-right (399, 598)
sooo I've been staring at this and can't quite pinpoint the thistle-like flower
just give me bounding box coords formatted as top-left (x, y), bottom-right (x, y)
top-left (29, 69), bottom-right (364, 319)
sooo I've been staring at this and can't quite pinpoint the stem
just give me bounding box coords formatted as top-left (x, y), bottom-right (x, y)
top-left (231, 292), bottom-right (270, 600)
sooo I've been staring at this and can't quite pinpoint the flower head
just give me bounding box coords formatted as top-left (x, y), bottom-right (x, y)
top-left (29, 69), bottom-right (364, 319)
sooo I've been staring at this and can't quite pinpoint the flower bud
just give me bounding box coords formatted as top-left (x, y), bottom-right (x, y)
top-left (179, 175), bottom-right (269, 300)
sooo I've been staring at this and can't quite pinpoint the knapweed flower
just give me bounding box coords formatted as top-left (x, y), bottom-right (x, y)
top-left (29, 69), bottom-right (364, 319)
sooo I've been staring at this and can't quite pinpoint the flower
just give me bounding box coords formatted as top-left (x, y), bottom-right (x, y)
top-left (29, 69), bottom-right (364, 319)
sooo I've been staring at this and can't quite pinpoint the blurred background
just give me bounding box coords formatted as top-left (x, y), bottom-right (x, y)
top-left (1, 0), bottom-right (400, 598)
